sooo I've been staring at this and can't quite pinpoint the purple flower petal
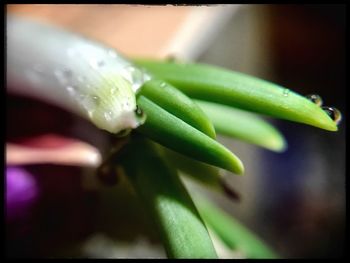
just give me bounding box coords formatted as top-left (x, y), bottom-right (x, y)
top-left (6, 166), bottom-right (38, 221)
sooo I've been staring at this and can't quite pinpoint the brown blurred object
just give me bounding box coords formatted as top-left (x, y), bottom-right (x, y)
top-left (7, 4), bottom-right (238, 59)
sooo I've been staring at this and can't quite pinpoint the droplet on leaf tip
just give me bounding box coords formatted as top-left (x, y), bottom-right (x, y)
top-left (322, 106), bottom-right (342, 125)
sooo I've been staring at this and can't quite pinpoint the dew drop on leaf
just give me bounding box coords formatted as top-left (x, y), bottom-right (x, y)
top-left (66, 85), bottom-right (77, 96)
top-left (91, 95), bottom-right (101, 106)
top-left (122, 66), bottom-right (151, 93)
top-left (79, 94), bottom-right (100, 113)
top-left (110, 87), bottom-right (117, 95)
top-left (135, 105), bottom-right (143, 116)
top-left (135, 105), bottom-right (147, 125)
top-left (104, 111), bottom-right (114, 122)
top-left (306, 94), bottom-right (323, 106)
top-left (322, 106), bottom-right (342, 125)
top-left (54, 68), bottom-right (72, 85)
top-left (282, 88), bottom-right (290, 97)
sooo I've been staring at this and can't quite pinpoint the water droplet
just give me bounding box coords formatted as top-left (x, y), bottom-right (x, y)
top-left (54, 68), bottom-right (72, 84)
top-left (306, 94), bottom-right (323, 106)
top-left (135, 105), bottom-right (146, 125)
top-left (282, 88), bottom-right (290, 97)
top-left (104, 111), bottom-right (114, 122)
top-left (78, 94), bottom-right (100, 113)
top-left (135, 105), bottom-right (143, 116)
top-left (116, 129), bottom-right (131, 137)
top-left (160, 82), bottom-right (167, 88)
top-left (122, 66), bottom-right (151, 93)
top-left (110, 87), bottom-right (118, 95)
top-left (130, 67), bottom-right (143, 87)
top-left (66, 85), bottom-right (77, 96)
top-left (322, 106), bottom-right (342, 125)
top-left (92, 95), bottom-right (101, 106)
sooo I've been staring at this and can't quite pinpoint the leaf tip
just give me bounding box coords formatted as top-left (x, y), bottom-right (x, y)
top-left (207, 124), bottom-right (217, 139)
top-left (308, 104), bottom-right (341, 132)
top-left (229, 155), bottom-right (245, 175)
top-left (265, 135), bottom-right (288, 153)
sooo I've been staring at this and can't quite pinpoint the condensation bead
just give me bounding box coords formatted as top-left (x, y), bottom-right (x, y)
top-left (322, 106), bottom-right (342, 125)
top-left (306, 94), bottom-right (323, 106)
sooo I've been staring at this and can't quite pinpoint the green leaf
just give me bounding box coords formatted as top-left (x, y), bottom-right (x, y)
top-left (194, 196), bottom-right (279, 259)
top-left (195, 100), bottom-right (287, 152)
top-left (133, 59), bottom-right (338, 132)
top-left (158, 145), bottom-right (223, 189)
top-left (136, 95), bottom-right (244, 175)
top-left (118, 137), bottom-right (218, 259)
top-left (139, 78), bottom-right (216, 138)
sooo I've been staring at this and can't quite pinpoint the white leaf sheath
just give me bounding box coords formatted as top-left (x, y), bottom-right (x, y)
top-left (7, 15), bottom-right (150, 134)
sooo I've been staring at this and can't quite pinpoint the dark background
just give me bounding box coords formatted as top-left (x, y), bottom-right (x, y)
top-left (198, 4), bottom-right (346, 258)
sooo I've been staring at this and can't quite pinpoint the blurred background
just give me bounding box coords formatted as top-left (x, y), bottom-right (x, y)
top-left (6, 4), bottom-right (345, 258)
top-left (196, 4), bottom-right (346, 258)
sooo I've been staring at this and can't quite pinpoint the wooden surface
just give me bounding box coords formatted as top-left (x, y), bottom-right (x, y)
top-left (7, 4), bottom-right (237, 59)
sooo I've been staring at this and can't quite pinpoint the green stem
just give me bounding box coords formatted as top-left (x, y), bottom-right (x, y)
top-left (119, 137), bottom-right (218, 258)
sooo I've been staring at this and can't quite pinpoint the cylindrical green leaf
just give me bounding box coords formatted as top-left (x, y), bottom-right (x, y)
top-left (194, 196), bottom-right (279, 259)
top-left (119, 137), bottom-right (218, 259)
top-left (137, 96), bottom-right (244, 175)
top-left (158, 145), bottom-right (222, 189)
top-left (139, 79), bottom-right (216, 138)
top-left (133, 59), bottom-right (338, 132)
top-left (195, 100), bottom-right (287, 152)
